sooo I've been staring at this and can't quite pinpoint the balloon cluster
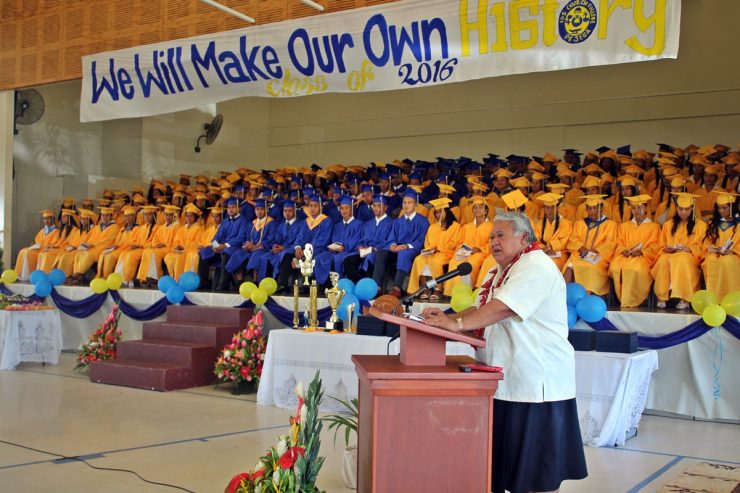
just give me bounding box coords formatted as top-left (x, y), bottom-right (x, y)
top-left (155, 271), bottom-right (200, 304)
top-left (1, 269), bottom-right (17, 284)
top-left (691, 289), bottom-right (740, 327)
top-left (335, 278), bottom-right (378, 321)
top-left (566, 283), bottom-right (607, 328)
top-left (450, 283), bottom-right (477, 313)
top-left (239, 278), bottom-right (277, 306)
top-left (89, 273), bottom-right (125, 294)
top-left (28, 268), bottom-right (66, 297)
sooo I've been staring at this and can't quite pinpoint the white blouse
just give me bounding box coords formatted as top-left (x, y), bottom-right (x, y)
top-left (475, 249), bottom-right (576, 403)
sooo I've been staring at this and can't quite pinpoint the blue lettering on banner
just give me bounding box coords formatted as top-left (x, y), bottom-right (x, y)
top-left (191, 41), bottom-right (227, 88)
top-left (135, 53), bottom-right (170, 97)
top-left (363, 14), bottom-right (450, 68)
top-left (287, 29), bottom-right (355, 76)
top-left (90, 59), bottom-right (120, 103)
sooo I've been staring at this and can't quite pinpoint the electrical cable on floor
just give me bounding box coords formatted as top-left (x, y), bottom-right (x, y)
top-left (0, 439), bottom-right (197, 493)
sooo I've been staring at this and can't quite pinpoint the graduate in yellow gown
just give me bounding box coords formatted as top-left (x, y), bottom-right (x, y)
top-left (574, 176), bottom-right (604, 221)
top-left (701, 191), bottom-right (740, 300)
top-left (193, 207), bottom-right (224, 270)
top-left (510, 176), bottom-right (540, 222)
top-left (56, 210), bottom-right (96, 277)
top-left (136, 205), bottom-right (181, 285)
top-left (36, 209), bottom-right (78, 273)
top-left (476, 189), bottom-right (529, 286)
top-left (427, 184), bottom-right (461, 226)
top-left (546, 183), bottom-right (577, 222)
top-left (607, 176), bottom-right (639, 224)
top-left (96, 206), bottom-right (140, 278)
top-left (70, 207), bottom-right (121, 284)
top-left (654, 176), bottom-right (686, 226)
top-left (407, 198), bottom-right (461, 299)
top-left (533, 193), bottom-right (573, 271)
top-left (164, 203), bottom-right (205, 281)
top-left (608, 195), bottom-right (661, 308)
top-left (565, 195), bottom-right (618, 296)
top-left (556, 168), bottom-right (582, 221)
top-left (444, 197), bottom-right (493, 296)
top-left (694, 165), bottom-right (725, 220)
top-left (14, 210), bottom-right (61, 281)
top-left (458, 182), bottom-right (489, 225)
top-left (652, 193), bottom-right (707, 309)
top-left (113, 206), bottom-right (159, 285)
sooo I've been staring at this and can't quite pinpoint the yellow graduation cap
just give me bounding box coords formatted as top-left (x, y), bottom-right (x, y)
top-left (437, 183), bottom-right (456, 195)
top-left (162, 205), bottom-right (181, 214)
top-left (543, 152), bottom-right (558, 162)
top-left (429, 198), bottom-right (452, 210)
top-left (60, 208), bottom-right (77, 216)
top-left (670, 176), bottom-right (686, 189)
top-left (209, 206), bottom-right (224, 215)
top-left (697, 145), bottom-right (717, 155)
top-left (546, 183), bottom-right (570, 193)
top-left (600, 173), bottom-right (616, 185)
top-left (141, 205), bottom-right (159, 213)
top-left (580, 194), bottom-right (607, 207)
top-left (660, 166), bottom-right (679, 177)
top-left (618, 176), bottom-right (638, 188)
top-left (712, 190), bottom-right (738, 206)
top-left (79, 209), bottom-right (97, 219)
top-left (510, 177), bottom-right (531, 189)
top-left (624, 194), bottom-right (652, 206)
top-left (408, 185), bottom-right (423, 193)
top-left (582, 163), bottom-right (604, 174)
top-left (671, 192), bottom-right (700, 209)
top-left (623, 165), bottom-right (644, 176)
top-left (121, 206), bottom-right (138, 216)
top-left (62, 197), bottom-right (75, 206)
top-left (132, 194), bottom-right (146, 205)
top-left (40, 209), bottom-right (55, 218)
top-left (183, 203), bottom-right (202, 216)
top-left (530, 172), bottom-right (547, 182)
top-left (527, 160), bottom-right (545, 172)
top-left (470, 196), bottom-right (488, 206)
top-left (535, 193), bottom-right (563, 206)
top-left (703, 164), bottom-right (723, 176)
top-left (98, 207), bottom-right (115, 215)
top-left (501, 189), bottom-right (529, 210)
top-left (581, 176), bottom-right (602, 189)
top-left (226, 172), bottom-right (242, 184)
top-left (556, 168), bottom-right (577, 179)
top-left (494, 169), bottom-right (514, 179)
top-left (471, 182), bottom-right (489, 193)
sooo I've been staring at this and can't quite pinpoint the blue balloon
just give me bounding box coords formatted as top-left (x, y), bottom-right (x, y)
top-left (576, 295), bottom-right (607, 323)
top-left (566, 283), bottom-right (587, 306)
top-left (567, 304), bottom-right (579, 328)
top-left (30, 270), bottom-right (47, 285)
top-left (166, 285), bottom-right (185, 304)
top-left (337, 294), bottom-right (360, 322)
top-left (337, 278), bottom-right (355, 295)
top-left (158, 275), bottom-right (177, 294)
top-left (47, 268), bottom-right (66, 286)
top-left (354, 278), bottom-right (379, 301)
top-left (34, 279), bottom-right (52, 297)
top-left (179, 271), bottom-right (200, 292)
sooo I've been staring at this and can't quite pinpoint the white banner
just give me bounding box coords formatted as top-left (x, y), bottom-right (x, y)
top-left (80, 0), bottom-right (681, 122)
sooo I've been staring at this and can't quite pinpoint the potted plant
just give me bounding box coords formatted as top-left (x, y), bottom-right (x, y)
top-left (322, 396), bottom-right (358, 490)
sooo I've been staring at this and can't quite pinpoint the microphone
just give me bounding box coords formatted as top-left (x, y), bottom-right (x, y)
top-left (425, 262), bottom-right (472, 289)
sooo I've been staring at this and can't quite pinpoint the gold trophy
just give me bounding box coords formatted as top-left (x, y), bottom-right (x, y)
top-left (292, 280), bottom-right (300, 329)
top-left (325, 272), bottom-right (345, 331)
top-left (298, 243), bottom-right (315, 286)
top-left (308, 280), bottom-right (319, 329)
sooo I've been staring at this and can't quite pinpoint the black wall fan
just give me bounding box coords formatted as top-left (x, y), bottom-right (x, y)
top-left (194, 114), bottom-right (223, 152)
top-left (14, 89), bottom-right (45, 135)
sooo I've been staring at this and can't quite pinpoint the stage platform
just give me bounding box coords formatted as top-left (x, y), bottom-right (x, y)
top-left (6, 283), bottom-right (738, 422)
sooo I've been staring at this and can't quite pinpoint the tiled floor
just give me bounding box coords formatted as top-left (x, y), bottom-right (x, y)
top-left (1, 354), bottom-right (738, 493)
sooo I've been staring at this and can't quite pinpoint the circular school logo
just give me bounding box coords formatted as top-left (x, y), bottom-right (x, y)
top-left (559, 0), bottom-right (598, 44)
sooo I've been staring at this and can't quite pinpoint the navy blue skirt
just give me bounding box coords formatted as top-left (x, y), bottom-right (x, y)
top-left (492, 398), bottom-right (588, 493)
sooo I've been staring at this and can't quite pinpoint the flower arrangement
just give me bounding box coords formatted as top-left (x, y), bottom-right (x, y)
top-left (214, 310), bottom-right (267, 393)
top-left (225, 371), bottom-right (326, 493)
top-left (75, 305), bottom-right (121, 370)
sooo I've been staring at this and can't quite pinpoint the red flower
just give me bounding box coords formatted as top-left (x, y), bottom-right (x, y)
top-left (239, 367), bottom-right (250, 379)
top-left (251, 469), bottom-right (264, 481)
top-left (278, 447), bottom-right (305, 470)
top-left (224, 472), bottom-right (250, 493)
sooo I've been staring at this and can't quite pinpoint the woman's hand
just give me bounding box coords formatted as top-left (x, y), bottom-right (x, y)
top-left (421, 308), bottom-right (457, 332)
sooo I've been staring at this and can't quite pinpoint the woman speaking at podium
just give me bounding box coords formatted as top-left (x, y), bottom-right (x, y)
top-left (422, 211), bottom-right (587, 493)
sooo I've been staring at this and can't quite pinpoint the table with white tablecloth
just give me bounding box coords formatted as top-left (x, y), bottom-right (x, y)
top-left (257, 328), bottom-right (658, 446)
top-left (0, 310), bottom-right (63, 370)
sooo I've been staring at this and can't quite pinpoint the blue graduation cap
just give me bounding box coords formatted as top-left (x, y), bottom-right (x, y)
top-left (562, 148), bottom-right (582, 156)
top-left (308, 194), bottom-right (322, 205)
top-left (339, 196), bottom-right (354, 206)
top-left (378, 172), bottom-right (391, 181)
top-left (331, 186), bottom-right (343, 195)
top-left (595, 146), bottom-right (612, 154)
top-left (254, 199), bottom-right (266, 208)
top-left (403, 188), bottom-right (419, 201)
top-left (656, 143), bottom-right (673, 152)
top-left (373, 194), bottom-right (388, 205)
top-left (282, 200), bottom-right (296, 209)
top-left (617, 145), bottom-right (632, 156)
top-left (225, 197), bottom-right (239, 206)
top-left (409, 172), bottom-right (422, 181)
top-left (234, 184), bottom-right (245, 192)
top-left (361, 184), bottom-right (374, 193)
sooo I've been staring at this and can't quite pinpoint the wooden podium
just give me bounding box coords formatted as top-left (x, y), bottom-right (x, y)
top-left (352, 308), bottom-right (503, 493)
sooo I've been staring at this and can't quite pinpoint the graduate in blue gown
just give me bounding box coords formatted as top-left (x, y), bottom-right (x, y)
top-left (296, 194), bottom-right (334, 285)
top-left (255, 201), bottom-right (307, 285)
top-left (343, 194), bottom-right (393, 283)
top-left (198, 197), bottom-right (248, 291)
top-left (314, 196), bottom-right (364, 284)
top-left (378, 172), bottom-right (402, 217)
top-left (324, 186), bottom-right (344, 224)
top-left (354, 184), bottom-right (376, 222)
top-left (225, 199), bottom-right (277, 282)
top-left (372, 189), bottom-right (429, 296)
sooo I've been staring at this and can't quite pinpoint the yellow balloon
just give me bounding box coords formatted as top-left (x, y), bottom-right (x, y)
top-left (250, 288), bottom-right (268, 306)
top-left (721, 291), bottom-right (740, 318)
top-left (90, 278), bottom-right (108, 294)
top-left (702, 304), bottom-right (726, 327)
top-left (1, 269), bottom-right (17, 284)
top-left (451, 283), bottom-right (473, 298)
top-left (259, 277), bottom-right (278, 296)
top-left (450, 293), bottom-right (474, 313)
top-left (239, 281), bottom-right (257, 299)
top-left (106, 273), bottom-right (123, 291)
top-left (691, 290), bottom-right (718, 315)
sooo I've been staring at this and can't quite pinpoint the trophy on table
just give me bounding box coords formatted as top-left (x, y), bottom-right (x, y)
top-left (325, 272), bottom-right (345, 331)
top-left (298, 243), bottom-right (315, 286)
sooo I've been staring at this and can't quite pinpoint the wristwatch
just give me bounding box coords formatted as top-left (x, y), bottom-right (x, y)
top-left (456, 317), bottom-right (465, 332)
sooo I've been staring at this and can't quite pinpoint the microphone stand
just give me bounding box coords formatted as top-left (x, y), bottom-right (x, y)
top-left (400, 287), bottom-right (426, 313)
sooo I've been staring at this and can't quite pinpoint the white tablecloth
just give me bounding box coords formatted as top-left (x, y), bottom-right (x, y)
top-left (575, 350), bottom-right (658, 446)
top-left (0, 310), bottom-right (63, 370)
top-left (257, 328), bottom-right (658, 447)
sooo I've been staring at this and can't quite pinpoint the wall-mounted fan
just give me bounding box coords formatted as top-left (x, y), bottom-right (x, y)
top-left (14, 89), bottom-right (45, 135)
top-left (194, 114), bottom-right (223, 152)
